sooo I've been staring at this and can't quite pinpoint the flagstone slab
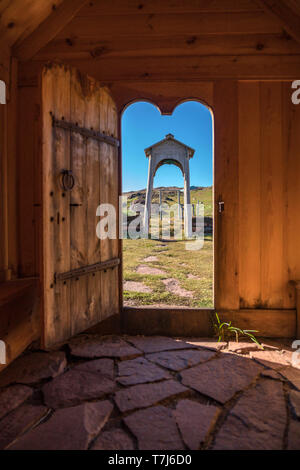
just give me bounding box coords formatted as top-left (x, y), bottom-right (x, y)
top-left (162, 278), bottom-right (193, 298)
top-left (261, 369), bottom-right (283, 380)
top-left (126, 336), bottom-right (198, 354)
top-left (0, 385), bottom-right (33, 420)
top-left (180, 354), bottom-right (263, 403)
top-left (213, 380), bottom-right (286, 450)
top-left (279, 367), bottom-right (300, 390)
top-left (143, 256), bottom-right (159, 263)
top-left (69, 336), bottom-right (142, 360)
top-left (287, 419), bottom-right (300, 450)
top-left (0, 351), bottom-right (67, 387)
top-left (42, 369), bottom-right (115, 408)
top-left (250, 350), bottom-right (290, 370)
top-left (227, 341), bottom-right (263, 354)
top-left (117, 357), bottom-right (171, 386)
top-left (146, 349), bottom-right (216, 372)
top-left (0, 404), bottom-right (48, 449)
top-left (73, 358), bottom-right (114, 379)
top-left (9, 401), bottom-right (113, 450)
top-left (174, 400), bottom-right (220, 450)
top-left (114, 380), bottom-right (189, 413)
top-left (124, 405), bottom-right (184, 450)
top-left (124, 281), bottom-right (153, 293)
top-left (289, 390), bottom-right (300, 418)
top-left (136, 265), bottom-right (166, 276)
top-left (91, 428), bottom-right (134, 450)
top-left (180, 338), bottom-right (227, 351)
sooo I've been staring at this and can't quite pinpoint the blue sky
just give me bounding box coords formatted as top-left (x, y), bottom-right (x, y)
top-left (122, 101), bottom-right (213, 193)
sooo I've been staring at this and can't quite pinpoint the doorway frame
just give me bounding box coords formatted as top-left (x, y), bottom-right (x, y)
top-left (118, 97), bottom-right (216, 324)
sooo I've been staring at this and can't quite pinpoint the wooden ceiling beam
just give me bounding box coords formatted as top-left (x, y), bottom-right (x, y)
top-left (55, 12), bottom-right (282, 38)
top-left (12, 0), bottom-right (89, 61)
top-left (258, 0), bottom-right (300, 44)
top-left (35, 33), bottom-right (300, 61)
top-left (18, 55), bottom-right (300, 86)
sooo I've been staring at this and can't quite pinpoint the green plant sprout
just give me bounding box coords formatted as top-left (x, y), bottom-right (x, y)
top-left (213, 313), bottom-right (263, 348)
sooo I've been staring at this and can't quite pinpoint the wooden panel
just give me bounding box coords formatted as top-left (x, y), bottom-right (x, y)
top-left (59, 12), bottom-right (282, 38)
top-left (260, 82), bottom-right (287, 308)
top-left (214, 80), bottom-right (239, 310)
top-left (0, 101), bottom-right (8, 279)
top-left (0, 279), bottom-right (40, 372)
top-left (113, 81), bottom-right (214, 115)
top-left (17, 86), bottom-right (38, 277)
top-left (99, 88), bottom-right (120, 320)
top-left (36, 33), bottom-right (300, 61)
top-left (42, 64), bottom-right (71, 346)
top-left (42, 63), bottom-right (119, 346)
top-left (123, 307), bottom-right (213, 337)
top-left (238, 82), bottom-right (261, 308)
top-left (66, 55), bottom-right (300, 82)
top-left (218, 309), bottom-right (296, 338)
top-left (19, 55), bottom-right (300, 86)
top-left (84, 78), bottom-right (102, 327)
top-left (79, 0), bottom-right (263, 15)
top-left (283, 82), bottom-right (300, 296)
top-left (6, 59), bottom-right (18, 278)
top-left (123, 307), bottom-right (296, 338)
top-left (69, 67), bottom-right (88, 336)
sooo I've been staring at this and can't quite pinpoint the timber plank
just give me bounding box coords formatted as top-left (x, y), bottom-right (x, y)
top-left (238, 82), bottom-right (261, 308)
top-left (59, 12), bottom-right (282, 38)
top-left (78, 0), bottom-right (262, 15)
top-left (36, 33), bottom-right (300, 61)
top-left (17, 87), bottom-right (37, 277)
top-left (214, 80), bottom-right (239, 310)
top-left (69, 67), bottom-right (88, 336)
top-left (283, 82), bottom-right (300, 305)
top-left (42, 64), bottom-right (71, 346)
top-left (99, 89), bottom-right (113, 321)
top-left (18, 55), bottom-right (300, 84)
top-left (260, 82), bottom-right (286, 308)
top-left (84, 77), bottom-right (102, 327)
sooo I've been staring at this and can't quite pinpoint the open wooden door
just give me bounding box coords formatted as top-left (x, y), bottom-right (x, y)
top-left (41, 63), bottom-right (120, 347)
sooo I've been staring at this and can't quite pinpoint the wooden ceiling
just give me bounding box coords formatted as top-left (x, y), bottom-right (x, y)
top-left (1, 0), bottom-right (300, 82)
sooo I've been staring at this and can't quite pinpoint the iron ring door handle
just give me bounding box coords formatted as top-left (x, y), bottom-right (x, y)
top-left (60, 169), bottom-right (75, 191)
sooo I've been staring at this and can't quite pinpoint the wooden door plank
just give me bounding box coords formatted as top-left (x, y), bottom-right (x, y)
top-left (84, 77), bottom-right (102, 327)
top-left (69, 67), bottom-right (89, 336)
top-left (238, 82), bottom-right (261, 308)
top-left (42, 63), bottom-right (71, 347)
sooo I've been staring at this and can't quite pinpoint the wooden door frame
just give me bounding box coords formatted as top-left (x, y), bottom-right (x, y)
top-left (118, 96), bottom-right (216, 323)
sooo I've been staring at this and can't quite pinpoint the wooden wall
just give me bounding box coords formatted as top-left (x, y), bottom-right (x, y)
top-left (15, 65), bottom-right (300, 314)
top-left (237, 81), bottom-right (300, 310)
top-left (213, 79), bottom-right (300, 311)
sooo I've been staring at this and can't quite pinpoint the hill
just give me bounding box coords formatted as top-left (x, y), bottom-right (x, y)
top-left (123, 186), bottom-right (212, 217)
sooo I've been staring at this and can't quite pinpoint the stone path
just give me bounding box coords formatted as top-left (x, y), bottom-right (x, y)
top-left (123, 281), bottom-right (153, 293)
top-left (0, 335), bottom-right (299, 450)
top-left (163, 278), bottom-right (193, 298)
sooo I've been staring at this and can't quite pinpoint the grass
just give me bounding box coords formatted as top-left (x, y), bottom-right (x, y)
top-left (123, 186), bottom-right (213, 308)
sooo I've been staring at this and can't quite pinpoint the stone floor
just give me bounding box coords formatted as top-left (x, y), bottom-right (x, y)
top-left (0, 335), bottom-right (300, 450)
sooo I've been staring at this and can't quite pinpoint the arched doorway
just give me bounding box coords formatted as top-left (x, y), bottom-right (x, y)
top-left (121, 100), bottom-right (214, 309)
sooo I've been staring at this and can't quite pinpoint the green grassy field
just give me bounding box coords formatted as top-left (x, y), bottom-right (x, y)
top-left (123, 187), bottom-right (213, 308)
